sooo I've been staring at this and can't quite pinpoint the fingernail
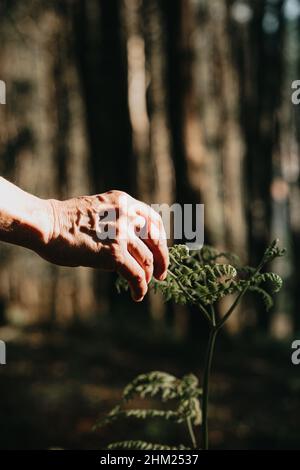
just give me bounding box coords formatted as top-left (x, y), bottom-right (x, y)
top-left (131, 289), bottom-right (144, 302)
top-left (158, 272), bottom-right (167, 281)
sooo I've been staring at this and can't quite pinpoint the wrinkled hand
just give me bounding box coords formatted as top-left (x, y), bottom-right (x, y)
top-left (40, 190), bottom-right (169, 302)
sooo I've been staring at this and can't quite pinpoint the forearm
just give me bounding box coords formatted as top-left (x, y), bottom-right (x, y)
top-left (0, 177), bottom-right (52, 251)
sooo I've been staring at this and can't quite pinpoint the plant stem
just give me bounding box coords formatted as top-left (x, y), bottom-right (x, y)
top-left (198, 242), bottom-right (283, 450)
top-left (200, 248), bottom-right (270, 449)
top-left (208, 304), bottom-right (216, 328)
top-left (187, 417), bottom-right (197, 449)
top-left (201, 262), bottom-right (264, 448)
top-left (201, 327), bottom-right (218, 450)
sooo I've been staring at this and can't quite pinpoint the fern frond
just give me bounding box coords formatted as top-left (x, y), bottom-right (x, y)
top-left (107, 441), bottom-right (191, 450)
top-left (244, 272), bottom-right (283, 293)
top-left (262, 239), bottom-right (286, 263)
top-left (248, 285), bottom-right (274, 311)
top-left (108, 408), bottom-right (185, 423)
top-left (95, 371), bottom-right (202, 430)
top-left (116, 243), bottom-right (284, 316)
top-left (178, 397), bottom-right (202, 426)
top-left (123, 371), bottom-right (180, 402)
top-left (96, 407), bottom-right (181, 428)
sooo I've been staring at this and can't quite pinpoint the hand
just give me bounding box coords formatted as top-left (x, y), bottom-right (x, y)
top-left (40, 190), bottom-right (169, 302)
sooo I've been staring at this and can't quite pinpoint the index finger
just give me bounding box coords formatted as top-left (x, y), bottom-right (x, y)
top-left (136, 205), bottom-right (169, 281)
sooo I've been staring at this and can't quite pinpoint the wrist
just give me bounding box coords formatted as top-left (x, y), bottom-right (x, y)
top-left (32, 198), bottom-right (55, 247)
top-left (0, 181), bottom-right (54, 252)
top-left (14, 197), bottom-right (54, 252)
top-left (46, 198), bottom-right (62, 241)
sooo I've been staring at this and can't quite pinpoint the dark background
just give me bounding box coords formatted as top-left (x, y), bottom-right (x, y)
top-left (0, 0), bottom-right (299, 449)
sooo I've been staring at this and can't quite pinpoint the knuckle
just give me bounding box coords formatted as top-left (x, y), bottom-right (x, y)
top-left (144, 253), bottom-right (154, 268)
top-left (115, 253), bottom-right (124, 267)
top-left (135, 272), bottom-right (145, 285)
top-left (114, 190), bottom-right (129, 202)
top-left (108, 189), bottom-right (126, 197)
top-left (111, 244), bottom-right (123, 265)
top-left (107, 190), bottom-right (131, 209)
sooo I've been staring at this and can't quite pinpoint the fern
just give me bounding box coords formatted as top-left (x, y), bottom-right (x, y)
top-left (95, 372), bottom-right (201, 449)
top-left (98, 240), bottom-right (285, 450)
top-left (248, 286), bottom-right (274, 311)
top-left (108, 441), bottom-right (191, 450)
top-left (122, 371), bottom-right (202, 402)
top-left (117, 242), bottom-right (284, 313)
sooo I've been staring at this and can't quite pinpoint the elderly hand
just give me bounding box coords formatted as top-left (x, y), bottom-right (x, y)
top-left (41, 190), bottom-right (169, 302)
top-left (0, 179), bottom-right (169, 302)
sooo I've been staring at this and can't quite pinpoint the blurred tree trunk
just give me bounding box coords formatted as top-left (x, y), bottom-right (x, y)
top-left (162, 0), bottom-right (247, 333)
top-left (270, 7), bottom-right (300, 337)
top-left (73, 0), bottom-right (135, 314)
top-left (162, 0), bottom-right (201, 214)
top-left (122, 0), bottom-right (175, 322)
top-left (230, 0), bottom-right (285, 331)
top-left (0, 1), bottom-right (95, 325)
top-left (74, 0), bottom-right (133, 194)
top-left (162, 0), bottom-right (247, 252)
top-left (143, 0), bottom-right (175, 321)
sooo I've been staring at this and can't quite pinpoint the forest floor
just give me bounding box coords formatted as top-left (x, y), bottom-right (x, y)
top-left (0, 308), bottom-right (299, 450)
